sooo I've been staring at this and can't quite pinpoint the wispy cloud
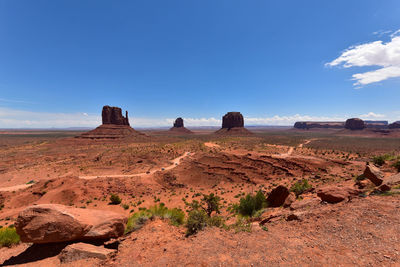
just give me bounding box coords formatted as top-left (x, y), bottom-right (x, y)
top-left (326, 30), bottom-right (400, 86)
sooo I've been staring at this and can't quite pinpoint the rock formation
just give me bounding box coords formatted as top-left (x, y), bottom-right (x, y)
top-left (215, 112), bottom-right (252, 135)
top-left (78, 105), bottom-right (147, 139)
top-left (345, 118), bottom-right (365, 130)
top-left (222, 112), bottom-right (244, 129)
top-left (102, 105), bottom-right (129, 126)
top-left (169, 117), bottom-right (193, 134)
top-left (294, 121), bottom-right (344, 129)
top-left (173, 117), bottom-right (184, 128)
top-left (317, 186), bottom-right (360, 203)
top-left (389, 121), bottom-right (400, 129)
top-left (15, 204), bottom-right (127, 243)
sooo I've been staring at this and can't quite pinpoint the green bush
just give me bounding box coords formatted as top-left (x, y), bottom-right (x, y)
top-left (125, 210), bottom-right (152, 234)
top-left (109, 194), bottom-right (122, 205)
top-left (125, 204), bottom-right (185, 234)
top-left (290, 179), bottom-right (312, 197)
top-left (186, 209), bottom-right (208, 236)
top-left (235, 191), bottom-right (266, 217)
top-left (207, 216), bottom-right (225, 228)
top-left (202, 193), bottom-right (221, 216)
top-left (0, 227), bottom-right (20, 247)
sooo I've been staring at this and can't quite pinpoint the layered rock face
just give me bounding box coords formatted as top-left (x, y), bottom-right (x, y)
top-left (345, 118), bottom-right (365, 130)
top-left (102, 106), bottom-right (129, 126)
top-left (215, 112), bottom-right (252, 135)
top-left (78, 105), bottom-right (147, 139)
top-left (15, 204), bottom-right (127, 243)
top-left (222, 112), bottom-right (244, 129)
top-left (173, 117), bottom-right (184, 128)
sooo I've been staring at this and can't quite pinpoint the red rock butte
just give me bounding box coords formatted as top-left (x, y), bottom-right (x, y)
top-left (169, 117), bottom-right (193, 134)
top-left (78, 106), bottom-right (146, 139)
top-left (215, 112), bottom-right (253, 135)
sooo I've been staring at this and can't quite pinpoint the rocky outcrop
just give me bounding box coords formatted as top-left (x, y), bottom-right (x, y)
top-left (59, 243), bottom-right (116, 263)
top-left (102, 106), bottom-right (129, 126)
top-left (345, 118), bottom-right (365, 130)
top-left (266, 185), bottom-right (294, 207)
top-left (15, 204), bottom-right (127, 243)
top-left (222, 112), bottom-right (244, 129)
top-left (363, 165), bottom-right (384, 186)
top-left (173, 117), bottom-right (184, 128)
top-left (78, 106), bottom-right (147, 139)
top-left (317, 186), bottom-right (360, 203)
top-left (169, 117), bottom-right (193, 134)
top-left (215, 112), bottom-right (252, 135)
top-left (388, 121), bottom-right (400, 129)
top-left (294, 121), bottom-right (344, 129)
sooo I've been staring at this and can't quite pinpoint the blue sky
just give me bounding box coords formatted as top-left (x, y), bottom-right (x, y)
top-left (1, 0), bottom-right (400, 128)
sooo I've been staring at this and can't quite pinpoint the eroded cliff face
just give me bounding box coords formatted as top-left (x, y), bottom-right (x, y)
top-left (222, 112), bottom-right (244, 129)
top-left (102, 106), bottom-right (129, 126)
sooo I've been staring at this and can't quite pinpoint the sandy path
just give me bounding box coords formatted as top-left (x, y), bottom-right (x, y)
top-left (275, 139), bottom-right (314, 158)
top-left (0, 183), bottom-right (34, 192)
top-left (79, 152), bottom-right (193, 180)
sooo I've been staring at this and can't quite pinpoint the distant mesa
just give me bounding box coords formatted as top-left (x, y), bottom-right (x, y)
top-left (169, 117), bottom-right (193, 134)
top-left (215, 112), bottom-right (252, 135)
top-left (389, 121), bottom-right (400, 129)
top-left (293, 118), bottom-right (395, 131)
top-left (78, 105), bottom-right (146, 139)
top-left (344, 118), bottom-right (365, 130)
top-left (293, 121), bottom-right (344, 130)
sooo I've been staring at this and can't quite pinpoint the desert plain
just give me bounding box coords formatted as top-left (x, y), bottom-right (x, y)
top-left (0, 126), bottom-right (400, 266)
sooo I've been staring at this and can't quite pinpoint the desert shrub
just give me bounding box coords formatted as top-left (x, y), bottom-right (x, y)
top-left (125, 204), bottom-right (185, 234)
top-left (372, 154), bottom-right (396, 166)
top-left (109, 194), bottom-right (122, 205)
top-left (202, 193), bottom-right (221, 216)
top-left (290, 179), bottom-right (312, 197)
top-left (207, 216), bottom-right (225, 228)
top-left (355, 174), bottom-right (366, 181)
top-left (122, 204), bottom-right (129, 210)
top-left (0, 227), bottom-right (20, 248)
top-left (229, 217), bottom-right (251, 233)
top-left (125, 210), bottom-right (152, 234)
top-left (186, 209), bottom-right (208, 236)
top-left (234, 191), bottom-right (266, 217)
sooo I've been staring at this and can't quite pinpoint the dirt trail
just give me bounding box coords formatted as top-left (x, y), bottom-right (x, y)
top-left (0, 184), bottom-right (33, 192)
top-left (275, 139), bottom-right (314, 158)
top-left (79, 152), bottom-right (193, 180)
top-left (204, 142), bottom-right (221, 148)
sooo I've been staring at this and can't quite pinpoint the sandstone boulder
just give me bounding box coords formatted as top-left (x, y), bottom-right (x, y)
top-left (317, 186), bottom-right (360, 203)
top-left (15, 204), bottom-right (126, 244)
top-left (363, 165), bottom-right (384, 186)
top-left (267, 185), bottom-right (294, 207)
top-left (379, 173), bottom-right (400, 192)
top-left (59, 243), bottom-right (116, 263)
top-left (345, 118), bottom-right (365, 130)
top-left (102, 105), bottom-right (129, 126)
top-left (222, 112), bottom-right (244, 129)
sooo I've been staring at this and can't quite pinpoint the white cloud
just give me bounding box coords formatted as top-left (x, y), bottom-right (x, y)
top-left (327, 32), bottom-right (400, 86)
top-left (359, 112), bottom-right (385, 119)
